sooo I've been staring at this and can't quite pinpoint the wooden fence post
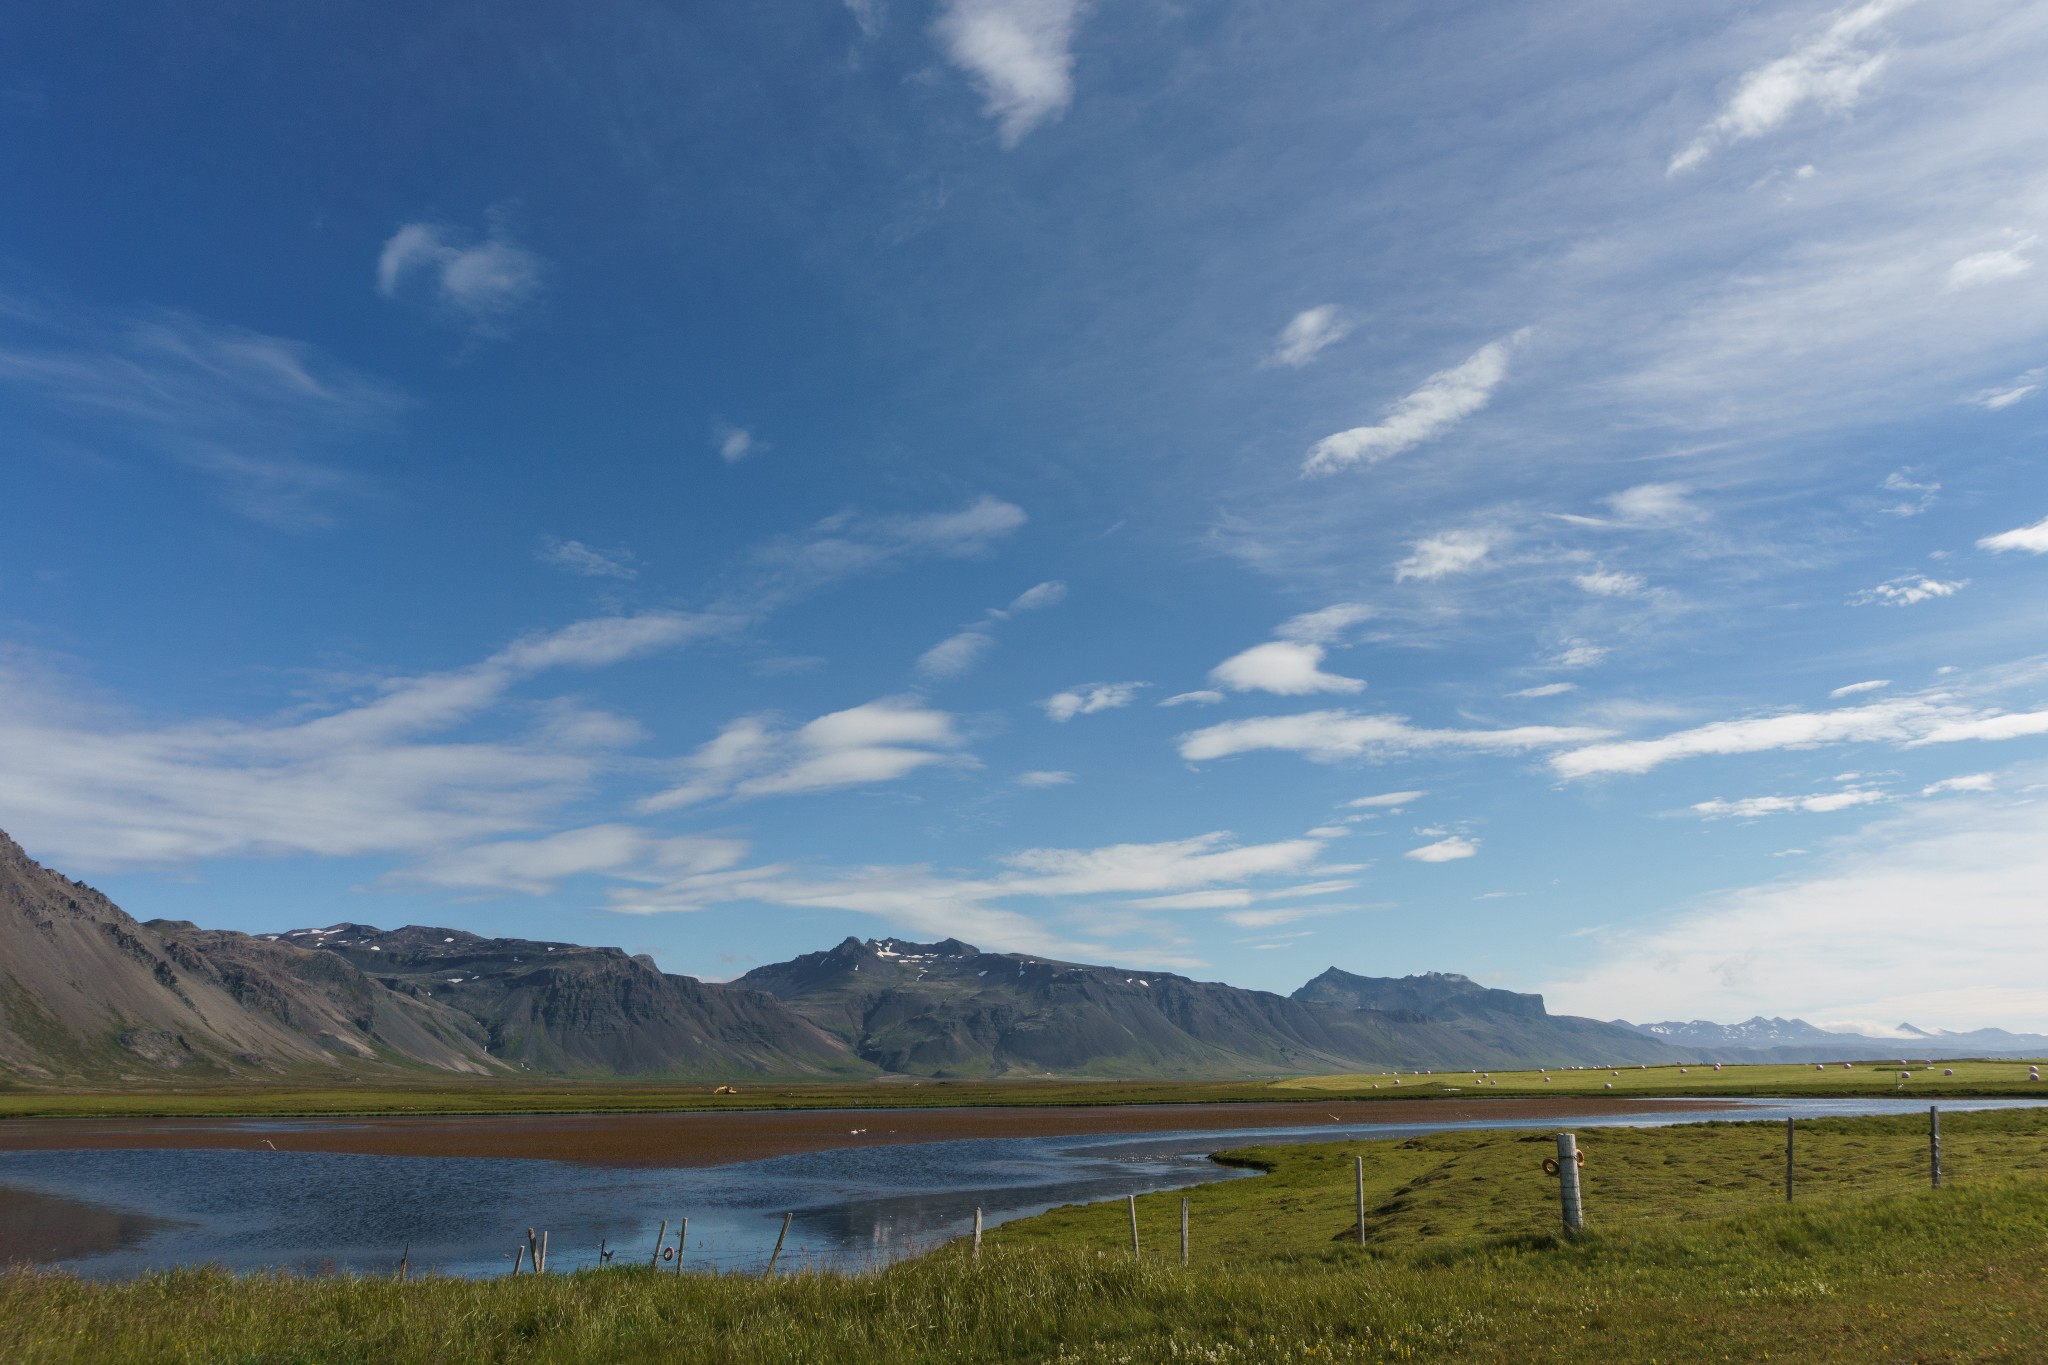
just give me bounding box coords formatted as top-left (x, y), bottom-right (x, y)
top-left (539, 1230), bottom-right (548, 1274)
top-left (1128, 1194), bottom-right (1140, 1260)
top-left (1930, 1106), bottom-right (1942, 1189)
top-left (398, 1239), bottom-right (409, 1282)
top-left (650, 1219), bottom-right (667, 1268)
top-left (676, 1218), bottom-right (688, 1275)
top-left (1180, 1197), bottom-right (1189, 1267)
top-left (1355, 1154), bottom-right (1366, 1246)
top-left (1785, 1117), bottom-right (1794, 1202)
top-left (510, 1244), bottom-right (524, 1276)
top-left (1557, 1133), bottom-right (1584, 1234)
top-left (973, 1207), bottom-right (983, 1258)
top-left (765, 1213), bottom-right (792, 1276)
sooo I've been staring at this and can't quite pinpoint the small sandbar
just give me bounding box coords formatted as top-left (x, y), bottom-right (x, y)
top-left (0, 1097), bottom-right (1706, 1168)
top-left (0, 1186), bottom-right (170, 1264)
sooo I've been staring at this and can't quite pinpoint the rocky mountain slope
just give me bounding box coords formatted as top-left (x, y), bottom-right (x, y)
top-left (0, 829), bottom-right (501, 1082)
top-left (10, 826), bottom-right (2031, 1086)
top-left (735, 938), bottom-right (1688, 1076)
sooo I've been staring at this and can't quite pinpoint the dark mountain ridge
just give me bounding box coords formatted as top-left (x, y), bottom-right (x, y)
top-left (6, 828), bottom-right (2035, 1086)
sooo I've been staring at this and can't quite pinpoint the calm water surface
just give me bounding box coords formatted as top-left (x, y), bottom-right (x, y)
top-left (3, 1096), bottom-right (2039, 1278)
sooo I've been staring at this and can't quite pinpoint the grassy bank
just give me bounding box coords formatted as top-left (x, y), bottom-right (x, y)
top-left (6, 1110), bottom-right (2047, 1362)
top-left (3, 1057), bottom-right (2043, 1121)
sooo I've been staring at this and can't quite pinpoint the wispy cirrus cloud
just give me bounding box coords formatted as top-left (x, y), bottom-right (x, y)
top-left (1979, 515), bottom-right (2048, 554)
top-left (1691, 786), bottom-right (1891, 819)
top-left (1405, 835), bottom-right (1477, 863)
top-left (1553, 694), bottom-right (2048, 780)
top-left (1668, 0), bottom-right (1918, 176)
top-left (1179, 710), bottom-right (1607, 764)
top-left (915, 579), bottom-right (1067, 682)
top-left (1263, 305), bottom-right (1351, 369)
top-left (0, 306), bottom-right (401, 527)
top-left (639, 696), bottom-right (967, 811)
top-left (932, 0), bottom-right (1086, 147)
top-left (1207, 603), bottom-right (1373, 697)
top-left (0, 613), bottom-right (717, 870)
top-left (733, 494), bottom-right (1028, 612)
top-left (537, 537), bottom-right (638, 580)
top-left (1849, 574), bottom-right (1965, 607)
top-left (1302, 332), bottom-right (1528, 476)
top-left (377, 214), bottom-right (543, 335)
top-left (1394, 529), bottom-right (1499, 582)
top-left (1042, 681), bottom-right (1147, 722)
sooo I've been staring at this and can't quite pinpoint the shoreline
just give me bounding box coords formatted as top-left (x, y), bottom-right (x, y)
top-left (0, 1096), bottom-right (1712, 1168)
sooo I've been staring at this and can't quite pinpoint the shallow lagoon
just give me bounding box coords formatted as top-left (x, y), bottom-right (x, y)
top-left (3, 1095), bottom-right (2039, 1277)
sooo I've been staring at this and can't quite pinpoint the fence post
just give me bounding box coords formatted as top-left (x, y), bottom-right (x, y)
top-left (1180, 1197), bottom-right (1189, 1267)
top-left (765, 1213), bottom-right (792, 1276)
top-left (1128, 1194), bottom-right (1140, 1259)
top-left (1557, 1133), bottom-right (1584, 1234)
top-left (650, 1219), bottom-right (666, 1268)
top-left (1930, 1106), bottom-right (1941, 1189)
top-left (1785, 1117), bottom-right (1794, 1202)
top-left (973, 1207), bottom-right (983, 1258)
top-left (1355, 1153), bottom-right (1366, 1246)
top-left (676, 1217), bottom-right (688, 1275)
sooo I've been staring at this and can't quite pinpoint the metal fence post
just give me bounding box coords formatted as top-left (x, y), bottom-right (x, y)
top-left (1557, 1133), bottom-right (1584, 1234)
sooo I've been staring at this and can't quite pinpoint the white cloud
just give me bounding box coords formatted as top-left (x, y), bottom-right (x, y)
top-left (1668, 0), bottom-right (1917, 175)
top-left (915, 628), bottom-right (994, 680)
top-left (0, 310), bottom-right (400, 528)
top-left (1004, 580), bottom-right (1068, 613)
top-left (737, 495), bottom-right (1027, 609)
top-left (845, 0), bottom-right (885, 41)
top-left (1574, 570), bottom-right (1645, 597)
top-left (1972, 368), bottom-right (2043, 410)
top-left (1275, 602), bottom-right (1374, 643)
top-left (1210, 641), bottom-right (1364, 696)
top-left (1394, 529), bottom-right (1498, 582)
top-left (1830, 679), bottom-right (1891, 698)
top-left (1553, 642), bottom-right (1608, 669)
top-left (607, 828), bottom-right (1343, 960)
top-left (1849, 574), bottom-right (1966, 607)
top-left (917, 579), bottom-right (1067, 683)
top-left (1692, 786), bottom-right (1890, 818)
top-left (716, 426), bottom-right (759, 464)
top-left (640, 696), bottom-right (965, 810)
top-left (1947, 232), bottom-right (2038, 291)
top-left (377, 217), bottom-right (542, 332)
top-left (1301, 331), bottom-right (1528, 476)
top-left (1158, 690), bottom-right (1225, 708)
top-left (1512, 683), bottom-right (1578, 698)
top-left (536, 537), bottom-right (637, 580)
top-left (1016, 769), bottom-right (1074, 787)
top-left (1606, 483), bottom-right (1697, 524)
top-left (1979, 516), bottom-right (2048, 554)
top-left (1344, 790), bottom-right (1424, 809)
top-left (1879, 470), bottom-right (1940, 517)
top-left (1922, 773), bottom-right (1994, 795)
top-left (1545, 793), bottom-right (2048, 1032)
top-left (1264, 305), bottom-right (1352, 369)
top-left (1405, 836), bottom-right (1478, 863)
top-left (932, 0), bottom-right (1085, 147)
top-left (1179, 710), bottom-right (1608, 764)
top-left (397, 825), bottom-right (747, 896)
top-left (0, 612), bottom-right (716, 869)
top-left (1042, 681), bottom-right (1147, 722)
top-left (1553, 694), bottom-right (2048, 780)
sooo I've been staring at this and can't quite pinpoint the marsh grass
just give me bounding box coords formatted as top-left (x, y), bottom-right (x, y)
top-left (6, 1111), bottom-right (2047, 1363)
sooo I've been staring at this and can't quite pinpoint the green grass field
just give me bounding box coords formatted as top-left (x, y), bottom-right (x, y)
top-left (1278, 1057), bottom-right (2048, 1100)
top-left (5, 1109), bottom-right (2046, 1362)
top-left (2, 1057), bottom-right (2041, 1121)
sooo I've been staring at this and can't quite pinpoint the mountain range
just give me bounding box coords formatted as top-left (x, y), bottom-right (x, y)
top-left (2, 827), bottom-right (2036, 1086)
top-left (1616, 1016), bottom-right (2048, 1060)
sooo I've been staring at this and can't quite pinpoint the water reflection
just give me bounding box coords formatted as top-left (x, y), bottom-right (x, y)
top-left (2, 1095), bottom-right (2037, 1278)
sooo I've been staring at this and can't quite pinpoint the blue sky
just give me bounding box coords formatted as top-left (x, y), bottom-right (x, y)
top-left (4, 0), bottom-right (2048, 1033)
